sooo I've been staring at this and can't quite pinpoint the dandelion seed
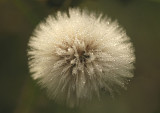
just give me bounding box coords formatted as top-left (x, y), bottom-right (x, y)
top-left (28, 8), bottom-right (135, 107)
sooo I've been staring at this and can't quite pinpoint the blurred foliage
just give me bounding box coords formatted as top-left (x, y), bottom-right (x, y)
top-left (149, 0), bottom-right (160, 3)
top-left (0, 0), bottom-right (160, 113)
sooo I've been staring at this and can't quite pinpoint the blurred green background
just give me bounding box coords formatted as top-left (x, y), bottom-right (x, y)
top-left (0, 0), bottom-right (160, 113)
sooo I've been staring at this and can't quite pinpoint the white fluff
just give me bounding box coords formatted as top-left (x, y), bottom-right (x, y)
top-left (28, 8), bottom-right (135, 107)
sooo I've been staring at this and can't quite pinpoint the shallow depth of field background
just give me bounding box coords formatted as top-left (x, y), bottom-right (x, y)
top-left (0, 0), bottom-right (160, 113)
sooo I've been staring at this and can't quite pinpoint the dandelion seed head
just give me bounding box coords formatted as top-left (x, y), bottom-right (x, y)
top-left (28, 8), bottom-right (135, 107)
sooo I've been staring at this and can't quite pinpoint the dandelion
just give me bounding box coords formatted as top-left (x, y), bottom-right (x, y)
top-left (28, 8), bottom-right (135, 107)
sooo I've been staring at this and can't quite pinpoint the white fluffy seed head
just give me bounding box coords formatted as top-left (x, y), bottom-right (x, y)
top-left (28, 8), bottom-right (135, 107)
